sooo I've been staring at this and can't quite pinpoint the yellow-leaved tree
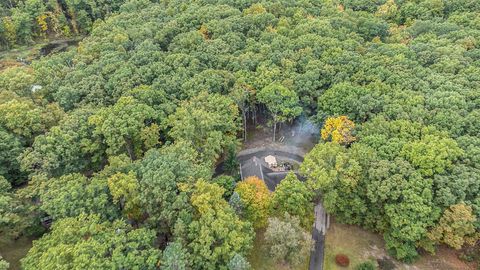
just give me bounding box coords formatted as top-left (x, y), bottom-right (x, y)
top-left (321, 116), bottom-right (356, 145)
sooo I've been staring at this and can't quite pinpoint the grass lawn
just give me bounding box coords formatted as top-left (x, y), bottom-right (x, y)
top-left (324, 219), bottom-right (476, 270)
top-left (248, 229), bottom-right (310, 270)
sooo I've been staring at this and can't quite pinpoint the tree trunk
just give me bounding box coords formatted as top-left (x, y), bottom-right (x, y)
top-left (124, 137), bottom-right (137, 161)
top-left (242, 110), bottom-right (247, 142)
top-left (273, 121), bottom-right (276, 142)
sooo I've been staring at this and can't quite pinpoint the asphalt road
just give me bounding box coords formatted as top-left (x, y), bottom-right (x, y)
top-left (310, 227), bottom-right (325, 270)
top-left (310, 203), bottom-right (327, 270)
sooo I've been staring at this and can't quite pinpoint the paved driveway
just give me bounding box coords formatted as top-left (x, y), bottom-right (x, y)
top-left (310, 227), bottom-right (325, 270)
top-left (310, 203), bottom-right (328, 270)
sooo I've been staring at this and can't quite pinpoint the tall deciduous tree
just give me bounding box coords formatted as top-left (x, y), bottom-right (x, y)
top-left (138, 142), bottom-right (211, 236)
top-left (0, 128), bottom-right (24, 184)
top-left (231, 83), bottom-right (253, 141)
top-left (168, 91), bottom-right (239, 164)
top-left (321, 116), bottom-right (356, 145)
top-left (271, 172), bottom-right (313, 227)
top-left (264, 213), bottom-right (313, 267)
top-left (427, 203), bottom-right (478, 250)
top-left (89, 96), bottom-right (158, 160)
top-left (257, 83), bottom-right (302, 142)
top-left (20, 107), bottom-right (104, 178)
top-left (38, 173), bottom-right (119, 220)
top-left (181, 180), bottom-right (254, 270)
top-left (107, 171), bottom-right (142, 221)
top-left (0, 98), bottom-right (64, 140)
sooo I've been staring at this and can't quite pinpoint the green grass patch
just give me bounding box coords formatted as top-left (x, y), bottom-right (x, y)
top-left (324, 220), bottom-right (477, 270)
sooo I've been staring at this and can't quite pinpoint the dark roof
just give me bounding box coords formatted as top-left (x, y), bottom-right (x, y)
top-left (240, 156), bottom-right (264, 181)
top-left (240, 156), bottom-right (295, 191)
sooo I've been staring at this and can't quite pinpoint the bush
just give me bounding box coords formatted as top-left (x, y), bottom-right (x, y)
top-left (356, 260), bottom-right (377, 270)
top-left (335, 254), bottom-right (350, 267)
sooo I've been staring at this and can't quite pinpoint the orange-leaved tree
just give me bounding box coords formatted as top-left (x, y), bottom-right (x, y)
top-left (235, 176), bottom-right (271, 228)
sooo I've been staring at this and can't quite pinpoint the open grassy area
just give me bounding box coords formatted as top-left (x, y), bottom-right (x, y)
top-left (0, 236), bottom-right (33, 270)
top-left (324, 220), bottom-right (476, 270)
top-left (248, 229), bottom-right (310, 270)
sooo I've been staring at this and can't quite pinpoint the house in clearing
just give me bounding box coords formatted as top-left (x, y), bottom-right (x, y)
top-left (239, 155), bottom-right (293, 191)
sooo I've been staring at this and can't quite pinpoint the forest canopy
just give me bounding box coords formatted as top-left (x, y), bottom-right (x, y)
top-left (0, 0), bottom-right (479, 268)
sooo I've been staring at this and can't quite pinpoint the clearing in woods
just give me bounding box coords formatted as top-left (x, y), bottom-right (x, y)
top-left (324, 220), bottom-right (476, 270)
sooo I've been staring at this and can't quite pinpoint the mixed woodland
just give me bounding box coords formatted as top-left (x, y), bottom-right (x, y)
top-left (1, 0), bottom-right (480, 269)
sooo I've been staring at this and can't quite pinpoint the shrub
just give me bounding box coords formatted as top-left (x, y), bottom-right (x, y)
top-left (356, 260), bottom-right (377, 270)
top-left (335, 254), bottom-right (350, 267)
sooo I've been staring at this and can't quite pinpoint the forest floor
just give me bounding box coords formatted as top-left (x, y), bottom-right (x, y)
top-left (0, 38), bottom-right (81, 70)
top-left (242, 116), bottom-right (318, 153)
top-left (324, 220), bottom-right (476, 270)
top-left (0, 236), bottom-right (33, 270)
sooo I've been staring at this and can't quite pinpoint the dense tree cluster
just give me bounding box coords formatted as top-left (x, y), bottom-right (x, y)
top-left (0, 0), bottom-right (131, 49)
top-left (0, 0), bottom-right (479, 267)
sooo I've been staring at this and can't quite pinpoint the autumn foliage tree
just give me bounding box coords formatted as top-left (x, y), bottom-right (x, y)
top-left (235, 176), bottom-right (271, 228)
top-left (427, 203), bottom-right (478, 250)
top-left (321, 116), bottom-right (356, 145)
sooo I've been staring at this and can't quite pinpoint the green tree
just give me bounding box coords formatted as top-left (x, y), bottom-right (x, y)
top-left (401, 135), bottom-right (463, 177)
top-left (89, 96), bottom-right (158, 160)
top-left (182, 180), bottom-right (254, 270)
top-left (301, 142), bottom-right (362, 194)
top-left (38, 173), bottom-right (119, 220)
top-left (0, 67), bottom-right (35, 96)
top-left (264, 213), bottom-right (313, 267)
top-left (20, 107), bottom-right (104, 178)
top-left (0, 128), bottom-right (24, 184)
top-left (271, 172), bottom-right (312, 227)
top-left (257, 83), bottom-right (302, 142)
top-left (0, 176), bottom-right (21, 234)
top-left (168, 91), bottom-right (239, 164)
top-left (0, 98), bottom-right (64, 140)
top-left (355, 261), bottom-right (377, 270)
top-left (107, 171), bottom-right (142, 221)
top-left (213, 175), bottom-right (236, 199)
top-left (138, 142), bottom-right (211, 235)
top-left (161, 242), bottom-right (189, 270)
top-left (21, 214), bottom-right (161, 270)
